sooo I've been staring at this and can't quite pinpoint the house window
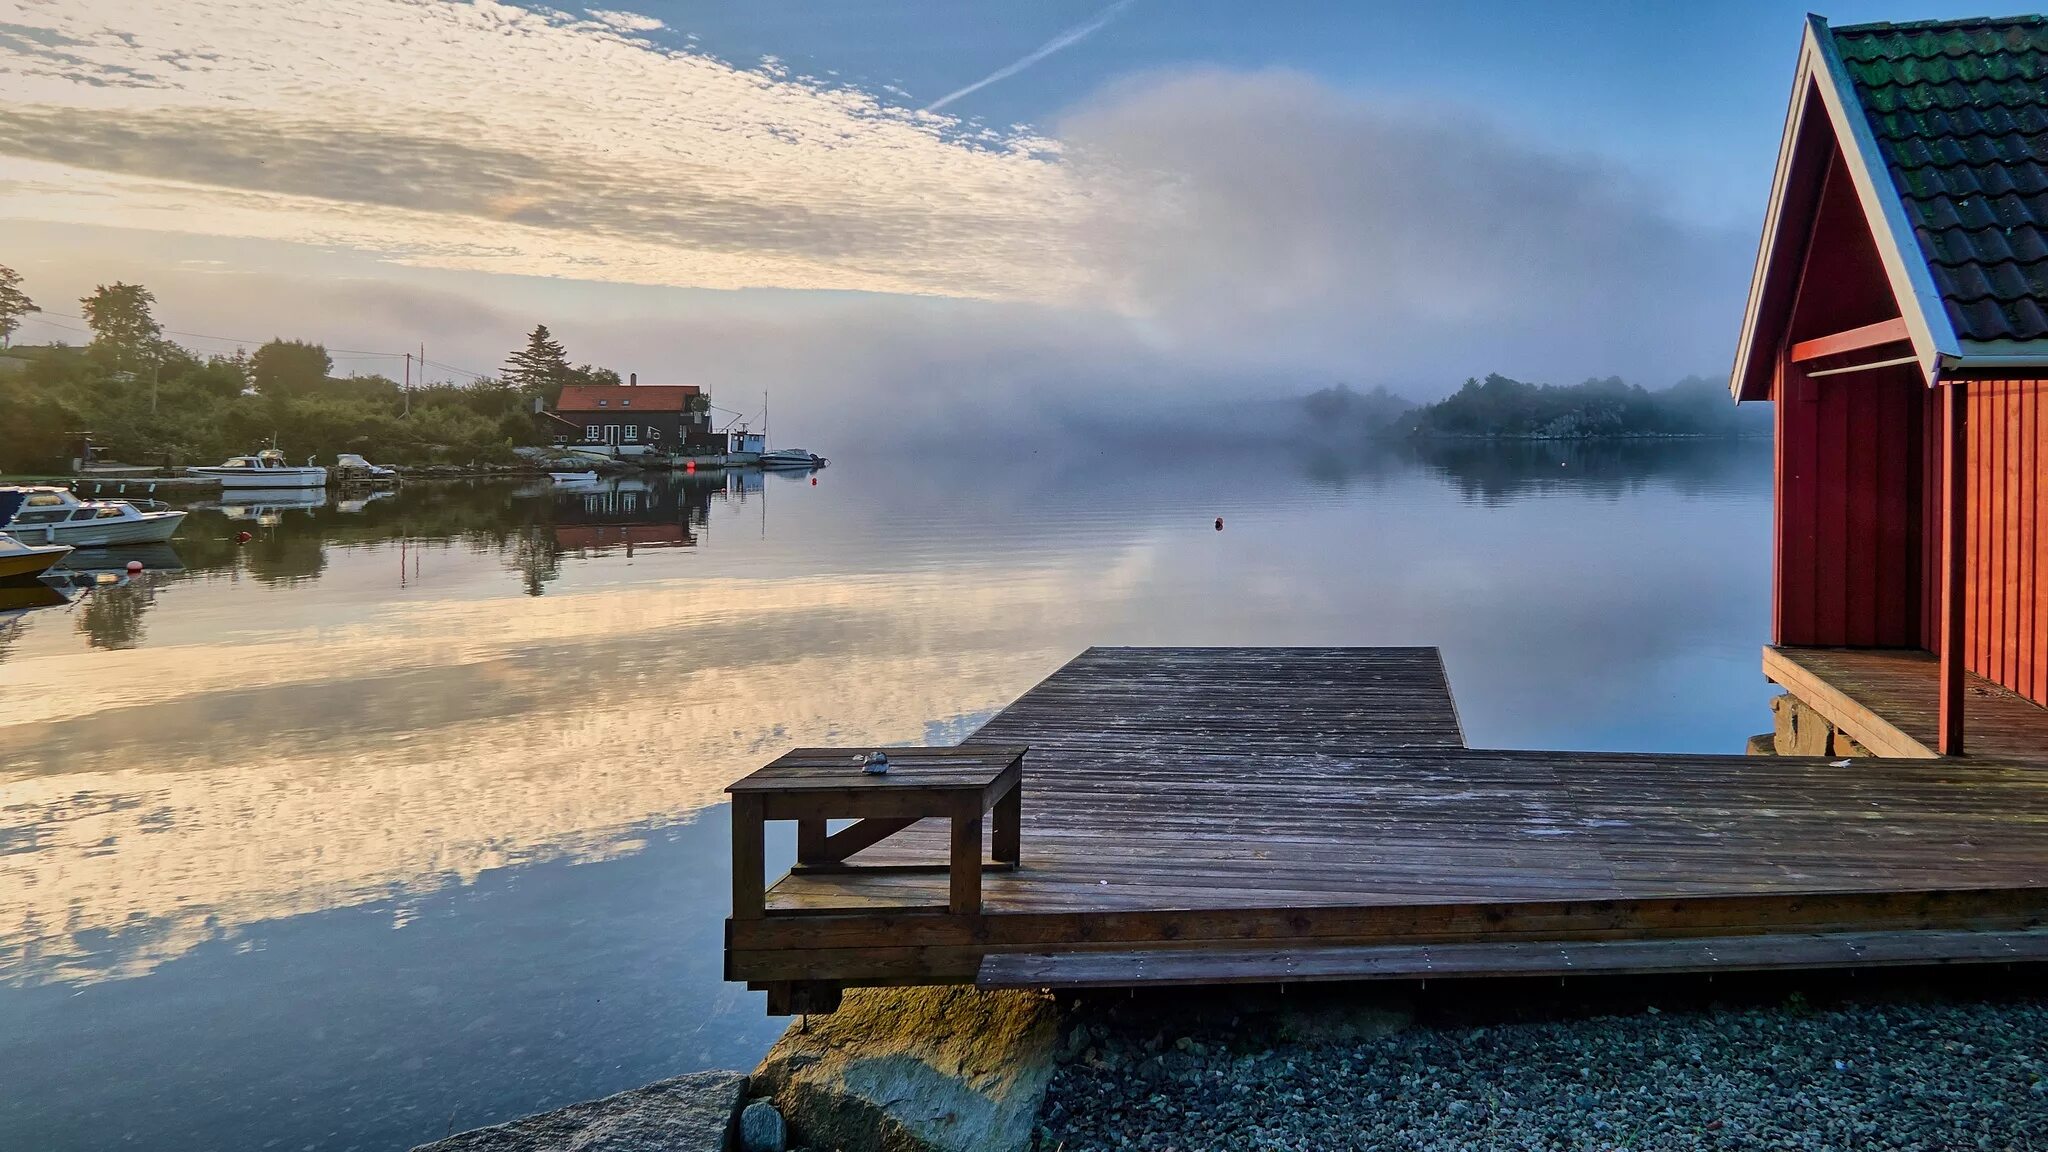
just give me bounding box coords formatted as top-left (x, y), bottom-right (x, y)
top-left (621, 398), bottom-right (631, 407)
top-left (622, 425), bottom-right (639, 443)
top-left (598, 399), bottom-right (608, 407)
top-left (584, 424), bottom-right (601, 440)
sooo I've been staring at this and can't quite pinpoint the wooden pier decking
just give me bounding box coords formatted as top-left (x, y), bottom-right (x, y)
top-left (727, 647), bottom-right (2048, 1011)
top-left (1764, 645), bottom-right (2048, 763)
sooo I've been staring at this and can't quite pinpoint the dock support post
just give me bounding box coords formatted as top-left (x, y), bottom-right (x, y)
top-left (1938, 377), bottom-right (1968, 756)
top-left (950, 813), bottom-right (983, 915)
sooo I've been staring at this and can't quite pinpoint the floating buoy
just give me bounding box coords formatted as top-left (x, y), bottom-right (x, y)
top-left (126, 560), bottom-right (144, 574)
top-left (811, 476), bottom-right (817, 486)
top-left (685, 461), bottom-right (696, 474)
top-left (1214, 516), bottom-right (1224, 531)
top-left (235, 531), bottom-right (252, 543)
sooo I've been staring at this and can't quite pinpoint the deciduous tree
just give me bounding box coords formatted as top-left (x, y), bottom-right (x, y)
top-left (0, 265), bottom-right (37, 346)
top-left (80, 282), bottom-right (162, 371)
top-left (250, 339), bottom-right (332, 399)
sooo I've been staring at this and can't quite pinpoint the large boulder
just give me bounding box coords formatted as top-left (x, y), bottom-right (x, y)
top-left (410, 1070), bottom-right (747, 1152)
top-left (751, 987), bottom-right (1062, 1152)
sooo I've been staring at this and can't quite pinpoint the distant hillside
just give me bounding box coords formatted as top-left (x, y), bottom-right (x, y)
top-left (1407, 373), bottom-right (1768, 439)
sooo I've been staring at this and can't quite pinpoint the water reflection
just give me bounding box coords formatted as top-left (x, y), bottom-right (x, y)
top-left (0, 441), bottom-right (1772, 1152)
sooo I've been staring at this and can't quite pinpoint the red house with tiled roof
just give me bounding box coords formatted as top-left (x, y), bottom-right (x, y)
top-left (545, 381), bottom-right (712, 454)
top-left (1733, 14), bottom-right (2048, 756)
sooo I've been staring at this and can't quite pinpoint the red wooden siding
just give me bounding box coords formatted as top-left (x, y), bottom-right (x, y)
top-left (1773, 361), bottom-right (1925, 648)
top-left (1961, 379), bottom-right (2048, 707)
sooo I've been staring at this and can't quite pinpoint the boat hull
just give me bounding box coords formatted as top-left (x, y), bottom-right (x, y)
top-left (189, 468), bottom-right (328, 489)
top-left (5, 511), bottom-right (185, 548)
top-left (0, 542), bottom-right (71, 583)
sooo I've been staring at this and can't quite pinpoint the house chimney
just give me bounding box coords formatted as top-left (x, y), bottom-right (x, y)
top-left (629, 372), bottom-right (636, 387)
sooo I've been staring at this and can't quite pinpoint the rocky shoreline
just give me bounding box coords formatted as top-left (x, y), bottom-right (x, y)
top-left (417, 970), bottom-right (2048, 1152)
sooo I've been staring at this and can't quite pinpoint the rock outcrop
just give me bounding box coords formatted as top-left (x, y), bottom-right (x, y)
top-left (410, 1070), bottom-right (747, 1152)
top-left (751, 987), bottom-right (1063, 1152)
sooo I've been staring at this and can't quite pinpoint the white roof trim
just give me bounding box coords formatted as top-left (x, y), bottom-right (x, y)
top-left (1807, 15), bottom-right (1962, 373)
top-left (1726, 24), bottom-right (1821, 401)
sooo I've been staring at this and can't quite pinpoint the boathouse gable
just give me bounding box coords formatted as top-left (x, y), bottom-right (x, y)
top-left (1735, 14), bottom-right (2048, 741)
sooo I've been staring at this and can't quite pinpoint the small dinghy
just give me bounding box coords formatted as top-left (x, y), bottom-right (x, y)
top-left (549, 470), bottom-right (599, 484)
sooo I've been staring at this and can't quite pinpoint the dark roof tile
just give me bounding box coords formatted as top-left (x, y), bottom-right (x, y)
top-left (1834, 15), bottom-right (2048, 344)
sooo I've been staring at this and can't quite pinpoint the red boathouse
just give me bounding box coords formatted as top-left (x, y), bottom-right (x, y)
top-left (1733, 15), bottom-right (2048, 756)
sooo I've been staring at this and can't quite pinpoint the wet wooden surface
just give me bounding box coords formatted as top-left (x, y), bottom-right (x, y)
top-left (1766, 645), bottom-right (2048, 761)
top-left (729, 647), bottom-right (2048, 995)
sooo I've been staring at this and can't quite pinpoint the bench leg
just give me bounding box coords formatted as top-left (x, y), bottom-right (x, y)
top-left (796, 817), bottom-right (828, 865)
top-left (993, 785), bottom-right (1021, 866)
top-left (732, 794), bottom-right (765, 919)
top-left (950, 814), bottom-right (982, 915)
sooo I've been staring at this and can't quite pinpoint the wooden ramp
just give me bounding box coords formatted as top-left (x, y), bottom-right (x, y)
top-left (1765, 645), bottom-right (2048, 762)
top-left (727, 647), bottom-right (2048, 1009)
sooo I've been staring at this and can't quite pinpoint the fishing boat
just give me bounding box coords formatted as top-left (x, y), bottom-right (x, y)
top-left (187, 449), bottom-right (328, 489)
top-left (0, 486), bottom-right (187, 546)
top-left (0, 533), bottom-right (73, 583)
top-left (549, 470), bottom-right (599, 484)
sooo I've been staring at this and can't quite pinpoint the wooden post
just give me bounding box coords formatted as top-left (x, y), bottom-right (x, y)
top-left (796, 818), bottom-right (827, 866)
top-left (950, 814), bottom-right (983, 915)
top-left (1939, 377), bottom-right (1968, 755)
top-left (732, 794), bottom-right (765, 919)
top-left (993, 784), bottom-right (1021, 866)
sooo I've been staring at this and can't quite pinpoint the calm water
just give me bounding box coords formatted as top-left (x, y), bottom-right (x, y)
top-left (0, 438), bottom-right (1773, 1150)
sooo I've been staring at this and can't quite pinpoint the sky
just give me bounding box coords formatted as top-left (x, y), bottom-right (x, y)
top-left (0, 0), bottom-right (2009, 440)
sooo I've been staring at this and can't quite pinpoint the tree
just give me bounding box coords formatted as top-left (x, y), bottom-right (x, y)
top-left (568, 363), bottom-right (622, 387)
top-left (80, 282), bottom-right (162, 371)
top-left (250, 339), bottom-right (332, 399)
top-left (0, 265), bottom-right (37, 346)
top-left (504, 324), bottom-right (570, 392)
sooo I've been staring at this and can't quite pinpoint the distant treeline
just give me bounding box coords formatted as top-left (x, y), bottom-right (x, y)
top-left (0, 269), bottom-right (615, 473)
top-left (1300, 374), bottom-right (1768, 442)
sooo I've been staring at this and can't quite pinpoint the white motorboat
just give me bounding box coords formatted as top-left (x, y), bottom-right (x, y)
top-left (549, 470), bottom-right (599, 484)
top-left (188, 449), bottom-right (328, 489)
top-left (333, 453), bottom-right (400, 484)
top-left (0, 533), bottom-right (73, 583)
top-left (758, 448), bottom-right (827, 469)
top-left (0, 486), bottom-right (187, 547)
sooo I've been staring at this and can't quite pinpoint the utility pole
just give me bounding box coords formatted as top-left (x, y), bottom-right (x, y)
top-left (403, 352), bottom-right (412, 417)
top-left (150, 343), bottom-right (160, 415)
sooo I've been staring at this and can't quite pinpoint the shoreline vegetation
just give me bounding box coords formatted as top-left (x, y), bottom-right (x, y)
top-left (0, 270), bottom-right (625, 474)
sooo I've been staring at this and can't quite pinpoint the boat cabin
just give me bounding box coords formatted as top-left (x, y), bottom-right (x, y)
top-left (210, 450), bottom-right (304, 471)
top-left (1732, 15), bottom-right (2048, 754)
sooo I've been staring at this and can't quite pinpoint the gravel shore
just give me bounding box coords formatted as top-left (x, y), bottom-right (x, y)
top-left (1038, 974), bottom-right (2048, 1151)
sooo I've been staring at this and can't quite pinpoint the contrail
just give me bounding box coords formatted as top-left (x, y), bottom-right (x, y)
top-left (924, 0), bottom-right (1135, 113)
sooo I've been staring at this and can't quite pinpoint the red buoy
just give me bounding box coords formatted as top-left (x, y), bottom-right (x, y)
top-left (811, 476), bottom-right (817, 486)
top-left (1214, 517), bottom-right (1224, 531)
top-left (236, 531), bottom-right (252, 543)
top-left (685, 461), bottom-right (696, 473)
top-left (126, 560), bottom-right (144, 573)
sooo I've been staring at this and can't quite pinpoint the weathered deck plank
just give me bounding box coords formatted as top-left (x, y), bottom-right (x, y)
top-left (728, 647), bottom-right (2048, 1002)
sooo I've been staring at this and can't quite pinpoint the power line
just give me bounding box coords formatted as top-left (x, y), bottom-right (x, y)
top-left (12, 310), bottom-right (494, 379)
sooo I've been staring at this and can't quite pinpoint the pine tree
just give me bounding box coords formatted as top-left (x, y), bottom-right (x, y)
top-left (504, 324), bottom-right (570, 391)
top-left (0, 265), bottom-right (37, 346)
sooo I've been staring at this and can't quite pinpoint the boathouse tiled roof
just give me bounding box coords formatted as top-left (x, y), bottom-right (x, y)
top-left (1832, 16), bottom-right (2048, 343)
top-left (554, 384), bottom-right (701, 413)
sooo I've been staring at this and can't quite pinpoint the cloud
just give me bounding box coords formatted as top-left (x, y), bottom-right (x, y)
top-left (1056, 69), bottom-right (1752, 384)
top-left (924, 0), bottom-right (1135, 113)
top-left (0, 0), bottom-right (1089, 298)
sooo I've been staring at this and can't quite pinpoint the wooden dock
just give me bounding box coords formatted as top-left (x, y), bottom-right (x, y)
top-left (1765, 645), bottom-right (2048, 763)
top-left (727, 647), bottom-right (2048, 1012)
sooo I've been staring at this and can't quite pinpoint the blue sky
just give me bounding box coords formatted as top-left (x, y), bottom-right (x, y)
top-left (0, 1), bottom-right (2009, 436)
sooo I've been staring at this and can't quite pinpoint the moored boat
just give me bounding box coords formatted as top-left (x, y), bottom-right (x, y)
top-left (187, 449), bottom-right (328, 489)
top-left (0, 486), bottom-right (187, 547)
top-left (0, 533), bottom-right (73, 584)
top-left (758, 448), bottom-right (827, 469)
top-left (549, 470), bottom-right (599, 483)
